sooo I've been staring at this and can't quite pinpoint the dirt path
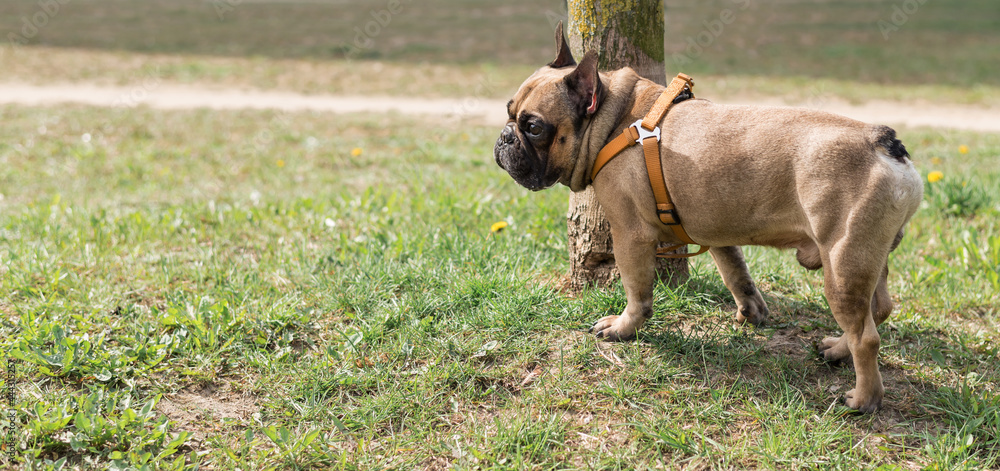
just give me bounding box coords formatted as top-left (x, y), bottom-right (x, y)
top-left (2, 82), bottom-right (999, 132)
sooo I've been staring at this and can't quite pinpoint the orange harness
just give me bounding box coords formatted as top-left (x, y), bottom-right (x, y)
top-left (591, 73), bottom-right (710, 259)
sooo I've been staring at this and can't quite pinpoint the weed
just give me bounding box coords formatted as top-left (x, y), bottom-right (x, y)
top-left (22, 390), bottom-right (192, 469)
top-left (926, 380), bottom-right (1000, 453)
top-left (925, 175), bottom-right (992, 218)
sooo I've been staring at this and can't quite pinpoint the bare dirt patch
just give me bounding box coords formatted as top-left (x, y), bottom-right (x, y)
top-left (764, 325), bottom-right (814, 360)
top-left (157, 381), bottom-right (260, 444)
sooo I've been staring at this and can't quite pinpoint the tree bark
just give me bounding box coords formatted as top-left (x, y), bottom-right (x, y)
top-left (566, 0), bottom-right (689, 294)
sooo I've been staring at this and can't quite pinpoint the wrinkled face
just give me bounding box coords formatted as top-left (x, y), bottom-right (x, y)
top-left (493, 68), bottom-right (579, 191)
top-left (493, 51), bottom-right (604, 191)
top-left (494, 23), bottom-right (604, 191)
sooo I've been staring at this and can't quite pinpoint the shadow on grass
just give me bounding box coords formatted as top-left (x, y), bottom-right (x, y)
top-left (631, 277), bottom-right (977, 425)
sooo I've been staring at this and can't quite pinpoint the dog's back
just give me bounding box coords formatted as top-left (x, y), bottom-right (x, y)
top-left (656, 100), bottom-right (922, 249)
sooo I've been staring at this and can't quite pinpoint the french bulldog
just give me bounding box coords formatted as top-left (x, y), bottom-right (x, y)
top-left (493, 24), bottom-right (923, 413)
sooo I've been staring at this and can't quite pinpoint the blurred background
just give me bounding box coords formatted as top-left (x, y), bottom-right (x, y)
top-left (2, 1), bottom-right (1000, 469)
top-left (2, 0), bottom-right (998, 89)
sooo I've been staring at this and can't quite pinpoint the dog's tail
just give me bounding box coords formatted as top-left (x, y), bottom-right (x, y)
top-left (871, 125), bottom-right (909, 163)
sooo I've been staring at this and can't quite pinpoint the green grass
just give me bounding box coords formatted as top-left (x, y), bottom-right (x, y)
top-left (1, 0), bottom-right (999, 87)
top-left (2, 2), bottom-right (997, 468)
top-left (1, 104), bottom-right (999, 469)
top-left (666, 0), bottom-right (1000, 87)
top-left (0, 0), bottom-right (558, 64)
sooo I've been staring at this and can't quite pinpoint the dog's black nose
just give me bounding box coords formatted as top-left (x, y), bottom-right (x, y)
top-left (501, 122), bottom-right (516, 144)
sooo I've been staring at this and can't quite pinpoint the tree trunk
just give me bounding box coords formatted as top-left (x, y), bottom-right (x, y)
top-left (566, 0), bottom-right (689, 293)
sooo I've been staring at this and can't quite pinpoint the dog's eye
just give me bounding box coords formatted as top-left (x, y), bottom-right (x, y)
top-left (527, 123), bottom-right (543, 137)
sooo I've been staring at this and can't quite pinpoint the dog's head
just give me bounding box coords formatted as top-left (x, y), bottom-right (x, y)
top-left (493, 23), bottom-right (606, 191)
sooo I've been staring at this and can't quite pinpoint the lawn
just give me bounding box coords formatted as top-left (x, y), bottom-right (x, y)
top-left (1, 104), bottom-right (998, 469)
top-left (2, 0), bottom-right (1000, 468)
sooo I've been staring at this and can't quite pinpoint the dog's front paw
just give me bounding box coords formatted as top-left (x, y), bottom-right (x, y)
top-left (589, 315), bottom-right (637, 342)
top-left (844, 388), bottom-right (883, 414)
top-left (735, 299), bottom-right (769, 326)
top-left (818, 336), bottom-right (852, 363)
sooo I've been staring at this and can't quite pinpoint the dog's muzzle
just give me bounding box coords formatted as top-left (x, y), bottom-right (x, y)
top-left (494, 122), bottom-right (518, 171)
top-left (494, 121), bottom-right (553, 191)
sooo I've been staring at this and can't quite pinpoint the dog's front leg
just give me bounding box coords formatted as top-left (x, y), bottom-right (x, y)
top-left (589, 231), bottom-right (658, 342)
top-left (709, 246), bottom-right (769, 326)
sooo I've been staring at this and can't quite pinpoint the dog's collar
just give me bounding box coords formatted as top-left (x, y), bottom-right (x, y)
top-left (591, 73), bottom-right (709, 259)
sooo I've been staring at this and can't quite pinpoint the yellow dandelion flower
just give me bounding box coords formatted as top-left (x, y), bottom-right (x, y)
top-left (930, 156), bottom-right (942, 165)
top-left (958, 145), bottom-right (969, 154)
top-left (277, 159), bottom-right (286, 168)
top-left (490, 221), bottom-right (508, 233)
top-left (927, 171), bottom-right (944, 183)
top-left (351, 147), bottom-right (363, 157)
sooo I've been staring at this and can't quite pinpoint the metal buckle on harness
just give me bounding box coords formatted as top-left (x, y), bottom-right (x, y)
top-left (630, 119), bottom-right (660, 143)
top-left (657, 208), bottom-right (681, 225)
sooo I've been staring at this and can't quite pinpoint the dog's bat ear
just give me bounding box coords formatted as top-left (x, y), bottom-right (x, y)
top-left (564, 49), bottom-right (604, 117)
top-left (548, 21), bottom-right (576, 68)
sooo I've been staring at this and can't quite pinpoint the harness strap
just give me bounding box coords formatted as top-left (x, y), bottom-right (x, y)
top-left (642, 73), bottom-right (694, 131)
top-left (592, 126), bottom-right (638, 180)
top-left (591, 73), bottom-right (709, 259)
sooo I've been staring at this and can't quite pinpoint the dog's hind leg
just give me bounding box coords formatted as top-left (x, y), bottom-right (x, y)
top-left (815, 231), bottom-right (853, 363)
top-left (709, 246), bottom-right (769, 326)
top-left (821, 230), bottom-right (902, 363)
top-left (819, 242), bottom-right (888, 413)
top-left (819, 259), bottom-right (889, 364)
